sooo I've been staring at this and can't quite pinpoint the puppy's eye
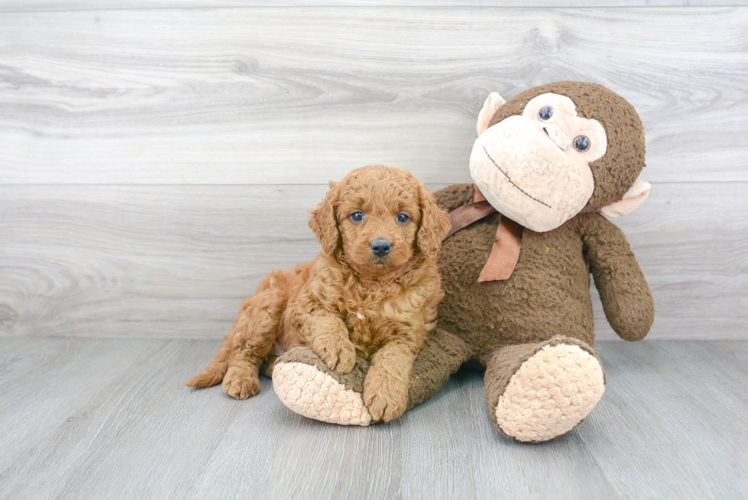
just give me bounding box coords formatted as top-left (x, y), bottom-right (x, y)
top-left (538, 106), bottom-right (553, 121)
top-left (396, 213), bottom-right (410, 224)
top-left (573, 135), bottom-right (591, 152)
top-left (349, 211), bottom-right (364, 223)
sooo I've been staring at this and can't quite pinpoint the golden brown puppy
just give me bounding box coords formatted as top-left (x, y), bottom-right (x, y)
top-left (187, 165), bottom-right (450, 422)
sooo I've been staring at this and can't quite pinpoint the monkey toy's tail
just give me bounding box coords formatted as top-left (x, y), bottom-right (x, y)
top-left (185, 334), bottom-right (233, 388)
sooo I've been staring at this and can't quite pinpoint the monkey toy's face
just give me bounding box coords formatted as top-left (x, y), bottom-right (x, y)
top-left (469, 82), bottom-right (651, 232)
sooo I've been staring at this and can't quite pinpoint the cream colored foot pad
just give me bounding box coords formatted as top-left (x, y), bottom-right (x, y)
top-left (272, 362), bottom-right (372, 426)
top-left (496, 344), bottom-right (605, 442)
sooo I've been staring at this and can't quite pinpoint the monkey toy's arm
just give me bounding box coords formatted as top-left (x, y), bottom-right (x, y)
top-left (578, 212), bottom-right (654, 341)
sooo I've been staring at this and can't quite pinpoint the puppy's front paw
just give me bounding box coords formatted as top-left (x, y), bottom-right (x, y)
top-left (222, 366), bottom-right (260, 400)
top-left (363, 371), bottom-right (408, 423)
top-left (312, 334), bottom-right (356, 373)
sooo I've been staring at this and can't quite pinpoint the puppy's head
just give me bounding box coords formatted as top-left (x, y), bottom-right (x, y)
top-left (309, 165), bottom-right (450, 276)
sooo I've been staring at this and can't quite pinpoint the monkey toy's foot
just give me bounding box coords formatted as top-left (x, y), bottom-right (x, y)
top-left (487, 336), bottom-right (606, 443)
top-left (272, 347), bottom-right (373, 426)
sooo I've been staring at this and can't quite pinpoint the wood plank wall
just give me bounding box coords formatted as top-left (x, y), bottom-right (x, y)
top-left (1, 3), bottom-right (746, 340)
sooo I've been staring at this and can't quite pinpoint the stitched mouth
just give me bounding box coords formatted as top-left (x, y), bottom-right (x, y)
top-left (481, 144), bottom-right (552, 209)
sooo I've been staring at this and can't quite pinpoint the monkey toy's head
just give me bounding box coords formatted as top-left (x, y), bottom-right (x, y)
top-left (470, 81), bottom-right (651, 232)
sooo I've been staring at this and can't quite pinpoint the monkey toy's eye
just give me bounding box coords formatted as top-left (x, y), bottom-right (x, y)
top-left (350, 211), bottom-right (365, 223)
top-left (573, 136), bottom-right (591, 152)
top-left (538, 106), bottom-right (554, 121)
top-left (396, 213), bottom-right (410, 224)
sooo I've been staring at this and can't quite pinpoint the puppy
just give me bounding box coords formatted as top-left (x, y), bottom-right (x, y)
top-left (187, 165), bottom-right (450, 422)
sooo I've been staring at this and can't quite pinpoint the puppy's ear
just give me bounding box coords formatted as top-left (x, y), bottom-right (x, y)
top-left (416, 180), bottom-right (451, 258)
top-left (309, 181), bottom-right (341, 254)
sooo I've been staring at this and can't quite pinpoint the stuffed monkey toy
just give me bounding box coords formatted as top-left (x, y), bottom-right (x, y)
top-left (272, 82), bottom-right (654, 442)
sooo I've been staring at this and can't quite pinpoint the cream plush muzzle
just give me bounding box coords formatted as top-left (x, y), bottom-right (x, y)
top-left (470, 115), bottom-right (595, 232)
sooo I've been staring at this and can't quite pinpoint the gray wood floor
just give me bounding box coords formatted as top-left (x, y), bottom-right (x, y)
top-left (1, 338), bottom-right (746, 499)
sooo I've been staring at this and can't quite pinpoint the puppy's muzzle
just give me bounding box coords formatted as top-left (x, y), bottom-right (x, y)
top-left (370, 239), bottom-right (392, 257)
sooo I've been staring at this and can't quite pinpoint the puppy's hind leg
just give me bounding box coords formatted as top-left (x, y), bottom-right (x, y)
top-left (186, 333), bottom-right (233, 388)
top-left (222, 272), bottom-right (288, 400)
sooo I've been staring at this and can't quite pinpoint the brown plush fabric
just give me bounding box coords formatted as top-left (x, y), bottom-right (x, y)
top-left (579, 212), bottom-right (655, 340)
top-left (488, 81), bottom-right (646, 212)
top-left (406, 328), bottom-right (472, 410)
top-left (278, 347), bottom-right (370, 394)
top-left (407, 84), bottom-right (652, 440)
top-left (415, 183), bottom-right (653, 438)
top-left (436, 183), bottom-right (594, 352)
top-left (431, 183), bottom-right (653, 357)
top-left (483, 335), bottom-right (604, 430)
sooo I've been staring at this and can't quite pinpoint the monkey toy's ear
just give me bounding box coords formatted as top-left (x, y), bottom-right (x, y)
top-left (476, 92), bottom-right (507, 136)
top-left (600, 181), bottom-right (652, 218)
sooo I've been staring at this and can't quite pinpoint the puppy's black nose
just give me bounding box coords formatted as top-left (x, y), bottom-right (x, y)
top-left (370, 239), bottom-right (392, 257)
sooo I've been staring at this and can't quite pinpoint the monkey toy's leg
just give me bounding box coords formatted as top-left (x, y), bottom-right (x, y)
top-left (406, 328), bottom-right (473, 411)
top-left (272, 347), bottom-right (373, 425)
top-left (484, 335), bottom-right (606, 443)
top-left (272, 328), bottom-right (471, 425)
top-left (186, 271), bottom-right (288, 400)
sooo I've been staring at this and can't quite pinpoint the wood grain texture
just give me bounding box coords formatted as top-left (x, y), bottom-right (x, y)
top-left (3, 0), bottom-right (748, 12)
top-left (0, 337), bottom-right (162, 472)
top-left (0, 339), bottom-right (239, 499)
top-left (0, 183), bottom-right (326, 339)
top-left (1, 182), bottom-right (746, 340)
top-left (0, 7), bottom-right (746, 184)
top-left (0, 338), bottom-right (746, 499)
top-left (593, 181), bottom-right (748, 340)
top-left (579, 341), bottom-right (748, 498)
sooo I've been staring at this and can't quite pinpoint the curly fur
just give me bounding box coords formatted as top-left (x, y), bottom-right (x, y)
top-left (187, 165), bottom-right (450, 422)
